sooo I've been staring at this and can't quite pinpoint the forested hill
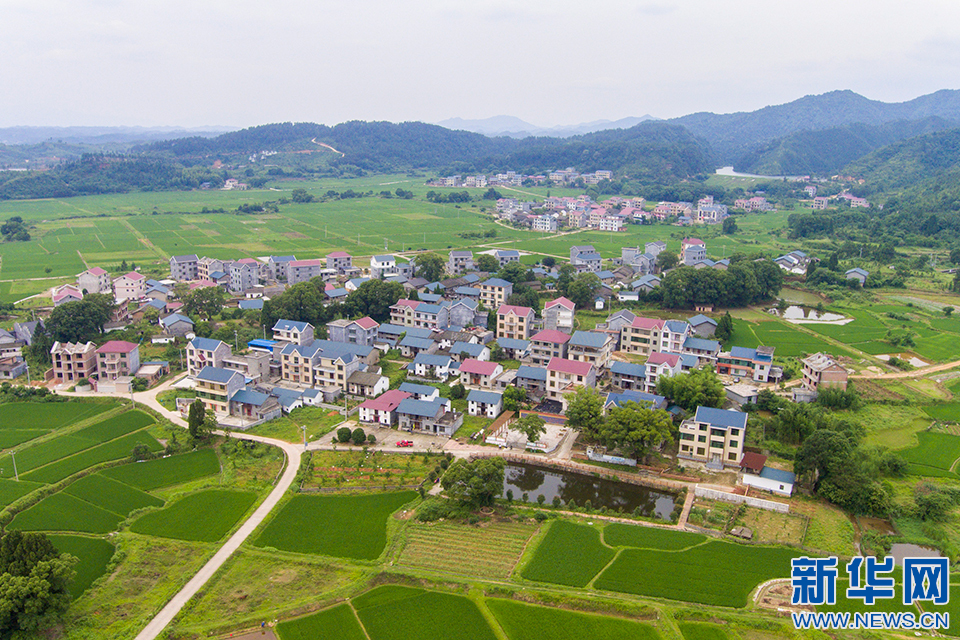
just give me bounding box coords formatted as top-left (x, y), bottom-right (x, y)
top-left (844, 127), bottom-right (960, 191)
top-left (733, 117), bottom-right (958, 176)
top-left (671, 89), bottom-right (960, 164)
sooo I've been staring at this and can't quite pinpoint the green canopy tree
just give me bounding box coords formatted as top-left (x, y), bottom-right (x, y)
top-left (514, 414), bottom-right (546, 443)
top-left (182, 286), bottom-right (226, 320)
top-left (476, 255), bottom-right (499, 272)
top-left (599, 402), bottom-right (674, 458)
top-left (564, 386), bottom-right (605, 441)
top-left (656, 368), bottom-right (724, 413)
top-left (413, 253), bottom-right (445, 283)
top-left (441, 457), bottom-right (505, 508)
top-left (46, 295), bottom-right (114, 343)
top-left (344, 279), bottom-right (405, 322)
top-left (0, 531), bottom-right (76, 634)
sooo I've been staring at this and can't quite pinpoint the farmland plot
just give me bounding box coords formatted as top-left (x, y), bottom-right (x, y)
top-left (130, 489), bottom-right (257, 542)
top-left (521, 520), bottom-right (615, 587)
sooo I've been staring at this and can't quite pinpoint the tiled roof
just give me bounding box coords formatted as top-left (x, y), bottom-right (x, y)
top-left (647, 352), bottom-right (680, 367)
top-left (190, 337), bottom-right (226, 351)
top-left (96, 340), bottom-right (138, 354)
top-left (458, 359), bottom-right (500, 375)
top-left (546, 357), bottom-right (592, 376)
top-left (629, 317), bottom-right (665, 330)
top-left (397, 397), bottom-right (446, 418)
top-left (359, 389), bottom-right (411, 412)
top-left (694, 406), bottom-right (747, 429)
top-left (497, 304), bottom-right (533, 317)
top-left (273, 319), bottom-right (312, 332)
top-left (545, 296), bottom-right (575, 310)
top-left (531, 330), bottom-right (571, 344)
top-left (569, 331), bottom-right (608, 349)
top-left (515, 365), bottom-right (547, 381)
top-left (196, 366), bottom-right (241, 384)
top-left (467, 389), bottom-right (502, 405)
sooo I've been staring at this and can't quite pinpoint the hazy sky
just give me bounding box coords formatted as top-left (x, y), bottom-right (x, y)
top-left (2, 0), bottom-right (959, 128)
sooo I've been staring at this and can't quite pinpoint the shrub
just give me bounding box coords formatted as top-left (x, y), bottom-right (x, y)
top-left (552, 496), bottom-right (562, 509)
top-left (351, 428), bottom-right (366, 446)
top-left (367, 434), bottom-right (377, 444)
top-left (337, 427), bottom-right (352, 443)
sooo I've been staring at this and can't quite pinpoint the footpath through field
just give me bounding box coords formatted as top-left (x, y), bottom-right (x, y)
top-left (62, 379), bottom-right (302, 640)
top-left (851, 358), bottom-right (960, 379)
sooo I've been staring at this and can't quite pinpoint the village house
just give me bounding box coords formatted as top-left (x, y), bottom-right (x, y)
top-left (272, 320), bottom-right (315, 345)
top-left (514, 365), bottom-right (547, 398)
top-left (230, 259), bottom-right (261, 293)
top-left (529, 330), bottom-right (571, 366)
top-left (467, 389), bottom-right (503, 418)
top-left (678, 406), bottom-right (747, 468)
top-left (325, 251), bottom-right (353, 274)
top-left (198, 257), bottom-right (229, 281)
top-left (194, 366), bottom-right (245, 416)
top-left (266, 255), bottom-right (297, 281)
top-left (358, 389), bottom-right (412, 426)
top-left (801, 352), bottom-right (848, 391)
top-left (458, 359), bottom-right (503, 388)
top-left (659, 320), bottom-right (690, 353)
top-left (95, 340), bottom-right (140, 381)
top-left (346, 370), bottom-right (389, 398)
top-left (447, 250), bottom-right (474, 275)
top-left (567, 330), bottom-right (615, 370)
top-left (53, 284), bottom-right (83, 306)
top-left (496, 304), bottom-right (535, 340)
top-left (412, 353), bottom-right (453, 381)
top-left (478, 278), bottom-right (513, 309)
top-left (494, 337), bottom-right (530, 361)
top-left (326, 317), bottom-right (379, 346)
top-left (399, 335), bottom-right (435, 359)
top-left (687, 314), bottom-right (717, 337)
top-left (396, 397), bottom-right (462, 436)
top-left (570, 245), bottom-right (602, 272)
top-left (492, 249), bottom-right (521, 267)
top-left (644, 352), bottom-right (682, 393)
top-left (169, 254), bottom-right (199, 281)
top-left (399, 382), bottom-right (441, 401)
top-left (228, 389), bottom-right (283, 425)
top-left (845, 268), bottom-right (869, 285)
top-left (50, 341), bottom-right (97, 384)
top-left (542, 296), bottom-right (575, 333)
top-left (717, 346), bottom-right (776, 382)
top-left (450, 341), bottom-right (490, 362)
top-left (113, 271), bottom-right (146, 301)
top-left (159, 313), bottom-right (195, 337)
top-left (610, 361), bottom-right (646, 391)
top-left (681, 238), bottom-right (706, 266)
top-left (812, 196), bottom-right (829, 210)
top-left (186, 337), bottom-right (232, 377)
top-left (546, 357), bottom-right (596, 403)
top-left (287, 259), bottom-right (324, 285)
top-left (77, 267), bottom-right (112, 295)
top-left (221, 351), bottom-right (271, 384)
top-left (620, 317), bottom-right (664, 357)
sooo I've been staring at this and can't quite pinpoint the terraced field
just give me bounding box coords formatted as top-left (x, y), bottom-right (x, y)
top-left (521, 520), bottom-right (615, 587)
top-left (397, 519), bottom-right (538, 580)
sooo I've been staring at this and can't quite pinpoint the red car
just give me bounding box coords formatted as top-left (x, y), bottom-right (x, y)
top-left (395, 440), bottom-right (414, 447)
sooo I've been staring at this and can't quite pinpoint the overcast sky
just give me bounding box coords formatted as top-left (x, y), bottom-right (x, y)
top-left (2, 0), bottom-right (959, 128)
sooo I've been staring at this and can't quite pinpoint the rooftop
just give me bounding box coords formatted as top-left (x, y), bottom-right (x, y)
top-left (359, 389), bottom-right (411, 412)
top-left (459, 359), bottom-right (500, 375)
top-left (531, 329), bottom-right (571, 344)
top-left (694, 406), bottom-right (747, 430)
top-left (196, 366), bottom-right (242, 384)
top-left (467, 389), bottom-right (503, 405)
top-left (546, 357), bottom-right (592, 377)
top-left (95, 340), bottom-right (138, 354)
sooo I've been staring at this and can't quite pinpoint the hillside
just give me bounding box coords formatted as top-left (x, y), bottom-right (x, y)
top-left (672, 89), bottom-right (960, 163)
top-left (734, 117), bottom-right (958, 176)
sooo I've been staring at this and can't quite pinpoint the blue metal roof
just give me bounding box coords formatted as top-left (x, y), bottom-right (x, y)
top-left (190, 337), bottom-right (226, 351)
top-left (161, 313), bottom-right (193, 327)
top-left (606, 390), bottom-right (665, 409)
top-left (400, 336), bottom-right (434, 349)
top-left (348, 277), bottom-right (371, 288)
top-left (684, 337), bottom-right (719, 352)
top-left (144, 299), bottom-right (166, 310)
top-left (680, 354), bottom-right (699, 368)
top-left (418, 293), bottom-right (442, 303)
top-left (451, 342), bottom-right (485, 356)
top-left (515, 365), bottom-right (547, 381)
top-left (578, 252), bottom-right (601, 261)
top-left (694, 406), bottom-right (747, 430)
top-left (247, 339), bottom-right (277, 349)
top-left (325, 288), bottom-right (348, 298)
top-left (462, 274), bottom-right (481, 283)
top-left (759, 467), bottom-right (796, 484)
top-left (413, 353), bottom-right (451, 366)
top-left (611, 361), bottom-right (646, 378)
top-left (399, 382), bottom-right (439, 397)
top-left (495, 338), bottom-right (530, 351)
top-left (378, 323), bottom-right (405, 335)
top-left (730, 346), bottom-right (758, 360)
top-left (467, 389), bottom-right (502, 405)
top-left (454, 286), bottom-right (480, 296)
top-left (404, 327), bottom-right (434, 339)
top-left (569, 331), bottom-right (608, 348)
top-left (239, 299), bottom-right (264, 310)
top-left (664, 320), bottom-right (689, 334)
top-left (397, 397), bottom-right (446, 418)
top-left (196, 366), bottom-right (241, 384)
top-left (416, 303), bottom-right (443, 315)
top-left (496, 250), bottom-right (520, 257)
top-left (373, 254), bottom-right (395, 262)
top-left (483, 278), bottom-right (512, 288)
top-left (273, 319), bottom-right (312, 332)
top-left (687, 314), bottom-right (717, 327)
top-left (230, 389), bottom-right (270, 406)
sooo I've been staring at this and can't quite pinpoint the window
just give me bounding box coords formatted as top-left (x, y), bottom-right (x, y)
top-left (728, 453), bottom-right (737, 461)
top-left (697, 435), bottom-right (706, 443)
top-left (696, 447), bottom-right (705, 456)
top-left (728, 440), bottom-right (738, 449)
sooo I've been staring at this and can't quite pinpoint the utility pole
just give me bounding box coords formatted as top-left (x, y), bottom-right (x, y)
top-left (11, 451), bottom-right (19, 481)
top-left (301, 425), bottom-right (307, 451)
top-left (234, 329), bottom-right (239, 351)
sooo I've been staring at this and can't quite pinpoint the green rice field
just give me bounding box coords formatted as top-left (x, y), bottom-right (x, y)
top-left (677, 622), bottom-right (735, 640)
top-left (898, 431), bottom-right (960, 478)
top-left (0, 401), bottom-right (118, 449)
top-left (603, 524), bottom-right (704, 550)
top-left (48, 534), bottom-right (116, 599)
top-left (129, 489), bottom-right (257, 542)
top-left (0, 477), bottom-right (43, 507)
top-left (521, 520), bottom-right (615, 587)
top-left (276, 603), bottom-right (367, 640)
top-left (253, 491), bottom-right (417, 560)
top-left (353, 585), bottom-right (498, 640)
top-left (488, 598), bottom-right (661, 640)
top-left (100, 449), bottom-right (221, 490)
top-left (9, 492), bottom-right (124, 534)
top-left (64, 473), bottom-right (164, 516)
top-left (21, 430), bottom-right (162, 484)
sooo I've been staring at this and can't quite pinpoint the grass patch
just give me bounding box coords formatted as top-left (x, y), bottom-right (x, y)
top-left (71, 409), bottom-right (155, 441)
top-left (254, 491), bottom-right (417, 560)
top-left (353, 585), bottom-right (498, 640)
top-left (276, 603), bottom-right (366, 640)
top-left (923, 402), bottom-right (960, 421)
top-left (9, 492), bottom-right (123, 534)
top-left (594, 540), bottom-right (797, 607)
top-left (48, 534), bottom-right (115, 599)
top-left (602, 524), bottom-right (704, 550)
top-left (0, 400), bottom-right (117, 431)
top-left (21, 431), bottom-right (162, 484)
top-left (857, 405), bottom-right (934, 449)
top-left (899, 431), bottom-right (960, 477)
top-left (794, 499), bottom-right (856, 556)
top-left (735, 507), bottom-right (807, 546)
top-left (129, 489), bottom-right (257, 542)
top-left (64, 474), bottom-right (164, 516)
top-left (488, 598), bottom-right (661, 640)
top-left (100, 449), bottom-right (220, 490)
top-left (521, 520), bottom-right (615, 587)
top-left (244, 406), bottom-right (346, 443)
top-left (678, 622), bottom-right (734, 640)
top-left (0, 477), bottom-right (43, 507)
top-left (397, 519), bottom-right (538, 580)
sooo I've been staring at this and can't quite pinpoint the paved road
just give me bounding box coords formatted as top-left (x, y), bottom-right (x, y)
top-left (63, 377), bottom-right (303, 640)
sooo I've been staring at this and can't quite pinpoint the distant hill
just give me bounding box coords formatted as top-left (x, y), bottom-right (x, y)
top-left (734, 117), bottom-right (959, 176)
top-left (437, 115), bottom-right (659, 138)
top-left (0, 126), bottom-right (232, 146)
top-left (671, 89), bottom-right (960, 164)
top-left (844, 126), bottom-right (960, 190)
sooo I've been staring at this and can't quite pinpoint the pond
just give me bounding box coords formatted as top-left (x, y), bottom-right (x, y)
top-left (772, 305), bottom-right (850, 324)
top-left (501, 462), bottom-right (678, 520)
top-left (779, 288), bottom-right (825, 306)
top-left (890, 543), bottom-right (942, 566)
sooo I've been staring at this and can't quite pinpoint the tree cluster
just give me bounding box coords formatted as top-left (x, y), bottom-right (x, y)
top-left (564, 387), bottom-right (673, 459)
top-left (0, 531), bottom-right (76, 634)
top-left (441, 457), bottom-right (505, 508)
top-left (1, 216), bottom-right (30, 241)
top-left (655, 368), bottom-right (725, 413)
top-left (659, 260), bottom-right (783, 309)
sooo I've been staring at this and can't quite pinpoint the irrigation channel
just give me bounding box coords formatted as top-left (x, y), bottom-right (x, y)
top-left (501, 461), bottom-right (678, 520)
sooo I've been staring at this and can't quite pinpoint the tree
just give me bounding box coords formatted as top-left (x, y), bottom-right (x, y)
top-left (566, 273), bottom-right (601, 309)
top-left (657, 252), bottom-right (679, 272)
top-left (476, 254), bottom-right (499, 272)
top-left (721, 217), bottom-right (739, 234)
top-left (497, 262), bottom-right (529, 285)
top-left (715, 312), bottom-right (734, 342)
top-left (514, 414), bottom-right (546, 443)
top-left (337, 426), bottom-right (353, 443)
top-left (502, 386), bottom-right (527, 412)
top-left (542, 257), bottom-right (556, 268)
top-left (291, 188), bottom-right (315, 203)
top-left (344, 279), bottom-right (405, 322)
top-left (1, 216), bottom-right (30, 242)
top-left (46, 296), bottom-right (114, 343)
top-left (449, 383), bottom-right (466, 400)
top-left (441, 457), bottom-right (505, 508)
top-left (0, 531), bottom-right (76, 634)
top-left (182, 286), bottom-right (226, 320)
top-left (951, 246), bottom-right (960, 265)
top-left (413, 253), bottom-right (445, 283)
top-left (187, 400), bottom-right (207, 442)
top-left (599, 402), bottom-right (674, 458)
top-left (351, 427), bottom-right (366, 445)
top-left (262, 281), bottom-right (325, 329)
top-left (564, 387), bottom-right (605, 441)
top-left (656, 368), bottom-right (725, 413)
top-left (945, 307), bottom-right (955, 317)
top-left (489, 343), bottom-right (506, 362)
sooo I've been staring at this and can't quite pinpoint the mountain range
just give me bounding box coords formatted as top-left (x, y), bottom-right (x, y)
top-left (436, 115), bottom-right (659, 138)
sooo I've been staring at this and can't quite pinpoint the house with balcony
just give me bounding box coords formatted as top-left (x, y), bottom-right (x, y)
top-left (77, 267), bottom-right (112, 295)
top-left (620, 317), bottom-right (665, 357)
top-left (169, 254), bottom-right (199, 281)
top-left (114, 272), bottom-right (146, 302)
top-left (494, 337), bottom-right (530, 361)
top-left (448, 250), bottom-right (474, 275)
top-left (514, 365), bottom-right (548, 398)
top-left (50, 341), bottom-right (98, 384)
top-left (644, 352), bottom-right (682, 393)
top-left (194, 366), bottom-right (245, 416)
top-left (529, 330), bottom-right (571, 366)
top-left (610, 360), bottom-right (646, 391)
top-left (678, 406), bottom-right (747, 468)
top-left (716, 346), bottom-right (775, 382)
top-left (542, 297), bottom-right (575, 333)
top-left (801, 352), bottom-right (848, 391)
top-left (272, 320), bottom-right (315, 345)
top-left (325, 251), bottom-right (353, 274)
top-left (567, 330), bottom-right (615, 370)
top-left (412, 353), bottom-right (453, 381)
top-left (326, 316), bottom-right (379, 346)
top-left (346, 370), bottom-right (389, 398)
top-left (230, 259), bottom-right (260, 292)
top-left (497, 304), bottom-right (535, 340)
top-left (458, 359), bottom-right (503, 388)
top-left (95, 341), bottom-right (140, 381)
top-left (478, 278), bottom-right (513, 309)
top-left (546, 357), bottom-right (596, 403)
top-left (467, 390), bottom-right (503, 418)
top-left (186, 337), bottom-right (232, 377)
top-left (396, 397), bottom-right (462, 435)
top-left (358, 389), bottom-right (412, 426)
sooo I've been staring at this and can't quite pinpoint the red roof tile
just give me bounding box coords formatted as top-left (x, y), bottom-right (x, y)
top-left (96, 340), bottom-right (139, 354)
top-left (459, 359), bottom-right (500, 375)
top-left (359, 389), bottom-right (411, 412)
top-left (497, 304), bottom-right (533, 317)
top-left (629, 317), bottom-right (665, 330)
top-left (546, 357), bottom-right (593, 376)
top-left (545, 296), bottom-right (575, 310)
top-left (532, 329), bottom-right (572, 344)
top-left (647, 352), bottom-right (680, 366)
top-left (354, 316), bottom-right (379, 330)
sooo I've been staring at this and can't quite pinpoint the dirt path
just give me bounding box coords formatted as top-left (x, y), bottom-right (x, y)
top-left (852, 359), bottom-right (960, 379)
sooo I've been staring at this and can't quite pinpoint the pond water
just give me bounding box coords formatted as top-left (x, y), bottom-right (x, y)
top-left (772, 305), bottom-right (851, 324)
top-left (890, 543), bottom-right (942, 566)
top-left (501, 462), bottom-right (678, 519)
top-left (779, 288), bottom-right (825, 306)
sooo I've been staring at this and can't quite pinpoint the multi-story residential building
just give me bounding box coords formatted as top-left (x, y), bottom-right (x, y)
top-left (412, 303), bottom-right (450, 331)
top-left (532, 214), bottom-right (558, 232)
top-left (493, 249), bottom-right (520, 267)
top-left (287, 259), bottom-right (324, 285)
top-left (542, 297), bottom-right (575, 333)
top-left (570, 245), bottom-right (601, 272)
top-left (396, 397), bottom-right (462, 435)
top-left (266, 255), bottom-right (297, 281)
top-left (169, 254), bottom-right (199, 281)
top-left (478, 278), bottom-right (513, 309)
top-left (645, 241), bottom-right (666, 257)
top-left (412, 353), bottom-right (453, 380)
top-left (279, 341), bottom-right (363, 390)
top-left (681, 238), bottom-right (706, 266)
top-left (77, 267), bottom-right (112, 295)
top-left (678, 406), bottom-right (747, 468)
top-left (370, 254), bottom-right (413, 279)
top-left (326, 317), bottom-right (380, 346)
top-left (529, 330), bottom-right (571, 366)
top-left (459, 359), bottom-right (503, 388)
top-left (230, 259), bottom-right (261, 292)
top-left (186, 337), bottom-right (232, 376)
top-left (53, 284), bottom-right (84, 306)
top-left (644, 352), bottom-right (682, 393)
top-left (567, 330), bottom-right (615, 370)
top-left (272, 320), bottom-right (315, 345)
top-left (389, 299), bottom-right (420, 327)
top-left (598, 215), bottom-right (625, 232)
top-left (546, 357), bottom-right (596, 404)
top-left (221, 351), bottom-right (271, 384)
top-left (194, 366), bottom-right (245, 416)
top-left (514, 365), bottom-right (547, 397)
top-left (801, 352), bottom-right (848, 391)
top-left (716, 346), bottom-right (775, 382)
top-left (620, 317), bottom-right (665, 356)
top-left (659, 320), bottom-right (690, 353)
top-left (358, 389), bottom-right (412, 426)
top-left (325, 251), bottom-right (353, 274)
top-left (198, 256), bottom-right (230, 281)
top-left (812, 197), bottom-right (829, 210)
top-left (496, 304), bottom-right (535, 340)
top-left (50, 341), bottom-right (97, 384)
top-left (447, 250), bottom-right (474, 275)
top-left (467, 390), bottom-right (503, 418)
top-left (95, 340), bottom-right (140, 381)
top-left (113, 271), bottom-right (146, 301)
top-left (610, 361), bottom-right (646, 391)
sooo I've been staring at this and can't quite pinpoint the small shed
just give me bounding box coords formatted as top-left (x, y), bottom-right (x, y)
top-left (742, 466), bottom-right (795, 496)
